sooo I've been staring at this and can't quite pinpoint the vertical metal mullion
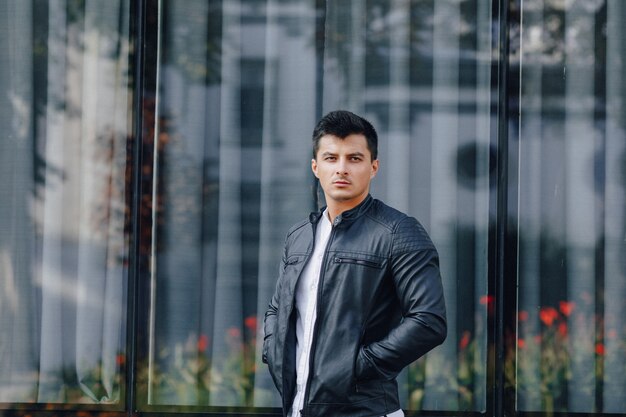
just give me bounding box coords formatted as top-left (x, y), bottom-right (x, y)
top-left (314, 0), bottom-right (325, 122)
top-left (505, 0), bottom-right (522, 415)
top-left (312, 0), bottom-right (327, 210)
top-left (486, 1), bottom-right (499, 415)
top-left (126, 0), bottom-right (145, 413)
top-left (489, 0), bottom-right (521, 417)
top-left (494, 0), bottom-right (509, 411)
top-left (127, 0), bottom-right (160, 414)
top-left (593, 3), bottom-right (608, 412)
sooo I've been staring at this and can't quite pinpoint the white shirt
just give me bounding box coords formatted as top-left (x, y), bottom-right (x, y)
top-left (290, 211), bottom-right (332, 417)
top-left (290, 211), bottom-right (404, 417)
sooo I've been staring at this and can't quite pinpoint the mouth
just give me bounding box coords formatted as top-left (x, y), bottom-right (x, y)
top-left (333, 180), bottom-right (351, 188)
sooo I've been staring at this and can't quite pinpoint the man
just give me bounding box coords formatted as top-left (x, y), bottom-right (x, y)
top-left (263, 110), bottom-right (446, 417)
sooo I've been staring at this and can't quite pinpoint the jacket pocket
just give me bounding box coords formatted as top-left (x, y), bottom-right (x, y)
top-left (332, 255), bottom-right (384, 269)
top-left (354, 346), bottom-right (383, 382)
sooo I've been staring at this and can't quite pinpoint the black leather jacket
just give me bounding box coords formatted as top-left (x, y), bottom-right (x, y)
top-left (263, 195), bottom-right (447, 417)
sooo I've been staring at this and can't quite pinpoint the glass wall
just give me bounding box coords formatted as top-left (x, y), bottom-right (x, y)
top-left (0, 0), bottom-right (132, 407)
top-left (1, 0), bottom-right (626, 416)
top-left (140, 0), bottom-right (493, 413)
top-left (516, 0), bottom-right (626, 413)
top-left (140, 0), bottom-right (319, 409)
top-left (322, 3), bottom-right (494, 411)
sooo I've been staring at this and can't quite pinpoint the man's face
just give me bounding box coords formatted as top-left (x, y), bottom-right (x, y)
top-left (312, 134), bottom-right (379, 209)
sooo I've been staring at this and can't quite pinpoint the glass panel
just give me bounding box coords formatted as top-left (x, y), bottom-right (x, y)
top-left (517, 0), bottom-right (626, 413)
top-left (145, 0), bottom-right (493, 412)
top-left (142, 0), bottom-right (318, 408)
top-left (322, 0), bottom-right (493, 412)
top-left (0, 0), bottom-right (132, 406)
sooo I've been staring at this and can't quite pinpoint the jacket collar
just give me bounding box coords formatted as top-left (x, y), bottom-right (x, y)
top-left (309, 194), bottom-right (373, 227)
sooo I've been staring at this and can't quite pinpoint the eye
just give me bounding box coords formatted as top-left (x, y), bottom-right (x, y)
top-left (325, 156), bottom-right (336, 161)
top-left (350, 156), bottom-right (362, 161)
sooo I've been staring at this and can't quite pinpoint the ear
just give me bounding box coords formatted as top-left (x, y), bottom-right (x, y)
top-left (311, 158), bottom-right (319, 178)
top-left (370, 159), bottom-right (379, 179)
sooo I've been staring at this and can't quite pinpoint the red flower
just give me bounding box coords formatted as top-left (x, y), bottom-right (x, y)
top-left (518, 310), bottom-right (529, 322)
top-left (227, 327), bottom-right (241, 339)
top-left (479, 295), bottom-right (494, 305)
top-left (245, 316), bottom-right (258, 332)
top-left (559, 301), bottom-right (575, 317)
top-left (116, 354), bottom-right (125, 366)
top-left (595, 343), bottom-right (605, 355)
top-left (539, 307), bottom-right (559, 326)
top-left (197, 334), bottom-right (209, 352)
top-left (558, 322), bottom-right (568, 337)
top-left (479, 295), bottom-right (495, 315)
top-left (459, 331), bottom-right (471, 350)
top-left (518, 338), bottom-right (526, 349)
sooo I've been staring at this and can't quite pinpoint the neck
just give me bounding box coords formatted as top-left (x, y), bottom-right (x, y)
top-left (325, 194), bottom-right (368, 224)
top-left (326, 206), bottom-right (341, 224)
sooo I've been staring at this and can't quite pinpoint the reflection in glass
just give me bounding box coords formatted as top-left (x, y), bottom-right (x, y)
top-left (323, 0), bottom-right (493, 412)
top-left (147, 0), bottom-right (492, 412)
top-left (0, 0), bottom-right (132, 405)
top-left (517, 0), bottom-right (626, 413)
top-left (146, 0), bottom-right (318, 408)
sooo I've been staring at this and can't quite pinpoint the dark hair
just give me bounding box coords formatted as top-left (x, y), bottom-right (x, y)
top-left (312, 110), bottom-right (378, 160)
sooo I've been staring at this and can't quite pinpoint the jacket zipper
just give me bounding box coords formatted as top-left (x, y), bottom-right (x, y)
top-left (283, 222), bottom-right (318, 416)
top-left (333, 256), bottom-right (383, 268)
top-left (301, 218), bottom-right (338, 414)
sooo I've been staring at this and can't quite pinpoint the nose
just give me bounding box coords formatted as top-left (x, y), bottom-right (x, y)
top-left (336, 159), bottom-right (348, 175)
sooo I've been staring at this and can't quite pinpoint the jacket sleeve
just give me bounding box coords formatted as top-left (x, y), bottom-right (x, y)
top-left (262, 243), bottom-right (287, 364)
top-left (356, 216), bottom-right (447, 381)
